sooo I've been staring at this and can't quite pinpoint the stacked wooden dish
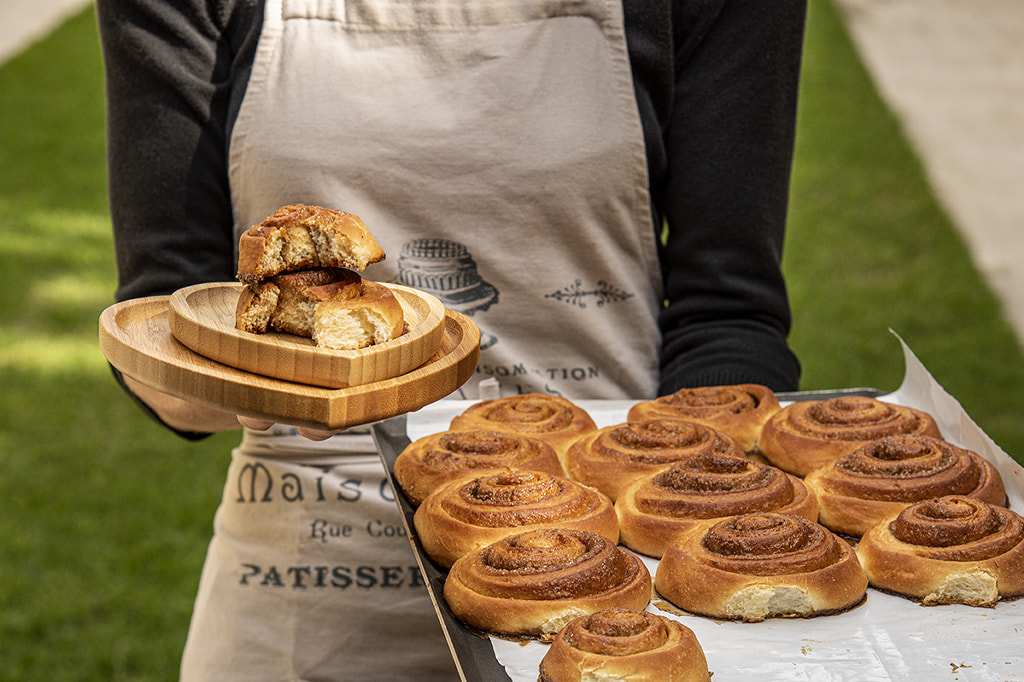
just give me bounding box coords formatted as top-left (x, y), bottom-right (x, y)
top-left (98, 282), bottom-right (480, 430)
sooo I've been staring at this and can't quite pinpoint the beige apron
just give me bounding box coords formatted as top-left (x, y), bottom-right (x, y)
top-left (229, 0), bottom-right (662, 400)
top-left (185, 1), bottom-right (660, 679)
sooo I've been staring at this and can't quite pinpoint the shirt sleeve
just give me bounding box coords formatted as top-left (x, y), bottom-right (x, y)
top-left (96, 0), bottom-right (259, 302)
top-left (652, 0), bottom-right (806, 393)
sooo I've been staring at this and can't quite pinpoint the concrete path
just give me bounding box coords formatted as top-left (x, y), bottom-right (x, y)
top-left (835, 0), bottom-right (1024, 345)
top-left (4, 0), bottom-right (1023, 346)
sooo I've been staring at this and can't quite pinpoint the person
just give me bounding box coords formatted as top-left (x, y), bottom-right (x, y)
top-left (96, 0), bottom-right (806, 678)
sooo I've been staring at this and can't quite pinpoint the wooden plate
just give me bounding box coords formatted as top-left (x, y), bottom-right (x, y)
top-left (99, 296), bottom-right (480, 431)
top-left (167, 282), bottom-right (446, 389)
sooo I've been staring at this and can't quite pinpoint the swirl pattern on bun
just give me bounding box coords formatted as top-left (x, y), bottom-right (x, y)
top-left (564, 420), bottom-right (744, 502)
top-left (856, 496), bottom-right (1024, 606)
top-left (627, 384), bottom-right (780, 453)
top-left (413, 469), bottom-right (618, 567)
top-left (393, 430), bottom-right (563, 506)
top-left (449, 393), bottom-right (598, 461)
top-left (539, 608), bottom-right (710, 682)
top-left (805, 435), bottom-right (1007, 537)
top-left (655, 512), bottom-right (867, 621)
top-left (616, 452), bottom-right (818, 558)
top-left (443, 529), bottom-right (652, 639)
top-left (758, 396), bottom-right (942, 477)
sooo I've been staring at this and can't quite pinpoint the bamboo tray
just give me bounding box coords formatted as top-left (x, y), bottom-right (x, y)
top-left (168, 282), bottom-right (446, 389)
top-left (98, 295), bottom-right (480, 431)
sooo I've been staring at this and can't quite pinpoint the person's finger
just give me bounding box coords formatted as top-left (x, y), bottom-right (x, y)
top-left (237, 416), bottom-right (275, 431)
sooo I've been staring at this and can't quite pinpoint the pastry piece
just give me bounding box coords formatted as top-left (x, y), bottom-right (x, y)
top-left (564, 420), bottom-right (744, 502)
top-left (758, 396), bottom-right (942, 477)
top-left (414, 469), bottom-right (618, 567)
top-left (235, 267), bottom-right (358, 335)
top-left (236, 203), bottom-right (385, 284)
top-left (856, 495), bottom-right (1024, 606)
top-left (449, 393), bottom-right (598, 462)
top-left (308, 279), bottom-right (404, 350)
top-left (443, 528), bottom-right (652, 640)
top-left (805, 435), bottom-right (1007, 537)
top-left (393, 430), bottom-right (564, 506)
top-left (655, 512), bottom-right (867, 622)
top-left (628, 384), bottom-right (780, 453)
top-left (616, 451), bottom-right (818, 558)
top-left (539, 608), bottom-right (710, 682)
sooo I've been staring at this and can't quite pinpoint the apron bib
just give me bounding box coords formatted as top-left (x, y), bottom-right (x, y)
top-left (229, 0), bottom-right (662, 400)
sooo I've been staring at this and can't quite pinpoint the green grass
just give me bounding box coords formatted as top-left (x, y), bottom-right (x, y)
top-left (1, 1), bottom-right (1022, 679)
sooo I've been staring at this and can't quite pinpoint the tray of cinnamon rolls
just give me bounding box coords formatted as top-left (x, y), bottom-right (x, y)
top-left (372, 340), bottom-right (1024, 682)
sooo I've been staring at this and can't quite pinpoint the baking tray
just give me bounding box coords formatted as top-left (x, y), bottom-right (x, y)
top-left (373, 342), bottom-right (1024, 682)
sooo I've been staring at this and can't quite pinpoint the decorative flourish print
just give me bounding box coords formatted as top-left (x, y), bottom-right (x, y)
top-left (545, 279), bottom-right (634, 309)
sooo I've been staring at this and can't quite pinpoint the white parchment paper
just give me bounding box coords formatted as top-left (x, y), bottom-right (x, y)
top-left (407, 338), bottom-right (1024, 681)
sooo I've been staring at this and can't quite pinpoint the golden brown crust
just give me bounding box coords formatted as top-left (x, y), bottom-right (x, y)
top-left (855, 496), bottom-right (1024, 606)
top-left (654, 512), bottom-right (868, 622)
top-left (443, 529), bottom-right (652, 639)
top-left (449, 394), bottom-right (598, 462)
top-left (615, 452), bottom-right (818, 558)
top-left (538, 609), bottom-right (711, 682)
top-left (563, 420), bottom-right (745, 502)
top-left (758, 396), bottom-right (942, 477)
top-left (393, 430), bottom-right (565, 506)
top-left (413, 469), bottom-right (618, 567)
top-left (628, 384), bottom-right (780, 453)
top-left (236, 204), bottom-right (385, 284)
top-left (805, 435), bottom-right (1007, 537)
top-left (308, 279), bottom-right (404, 349)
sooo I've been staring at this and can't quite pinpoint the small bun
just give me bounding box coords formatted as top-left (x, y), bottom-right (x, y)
top-left (236, 204), bottom-right (385, 284)
top-left (805, 435), bottom-right (1007, 537)
top-left (413, 469), bottom-right (618, 567)
top-left (758, 396), bottom-right (942, 477)
top-left (393, 430), bottom-right (564, 506)
top-left (616, 452), bottom-right (818, 558)
top-left (308, 279), bottom-right (404, 350)
top-left (628, 384), bottom-right (779, 453)
top-left (655, 512), bottom-right (867, 622)
top-left (564, 420), bottom-right (744, 502)
top-left (539, 609), bottom-right (710, 682)
top-left (449, 394), bottom-right (597, 462)
top-left (856, 496), bottom-right (1024, 606)
top-left (443, 529), bottom-right (652, 639)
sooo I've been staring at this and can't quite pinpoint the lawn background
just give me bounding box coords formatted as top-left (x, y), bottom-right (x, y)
top-left (1, 1), bottom-right (1022, 679)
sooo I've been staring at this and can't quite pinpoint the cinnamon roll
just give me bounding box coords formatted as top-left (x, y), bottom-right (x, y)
top-left (564, 420), bottom-right (744, 502)
top-left (413, 469), bottom-right (619, 567)
top-left (758, 396), bottom-right (942, 477)
top-left (443, 529), bottom-right (652, 639)
top-left (655, 512), bottom-right (867, 622)
top-left (393, 430), bottom-right (563, 506)
top-left (805, 435), bottom-right (1007, 537)
top-left (616, 452), bottom-right (818, 558)
top-left (539, 608), bottom-right (710, 682)
top-left (449, 393), bottom-right (598, 461)
top-left (627, 384), bottom-right (780, 453)
top-left (856, 496), bottom-right (1024, 606)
